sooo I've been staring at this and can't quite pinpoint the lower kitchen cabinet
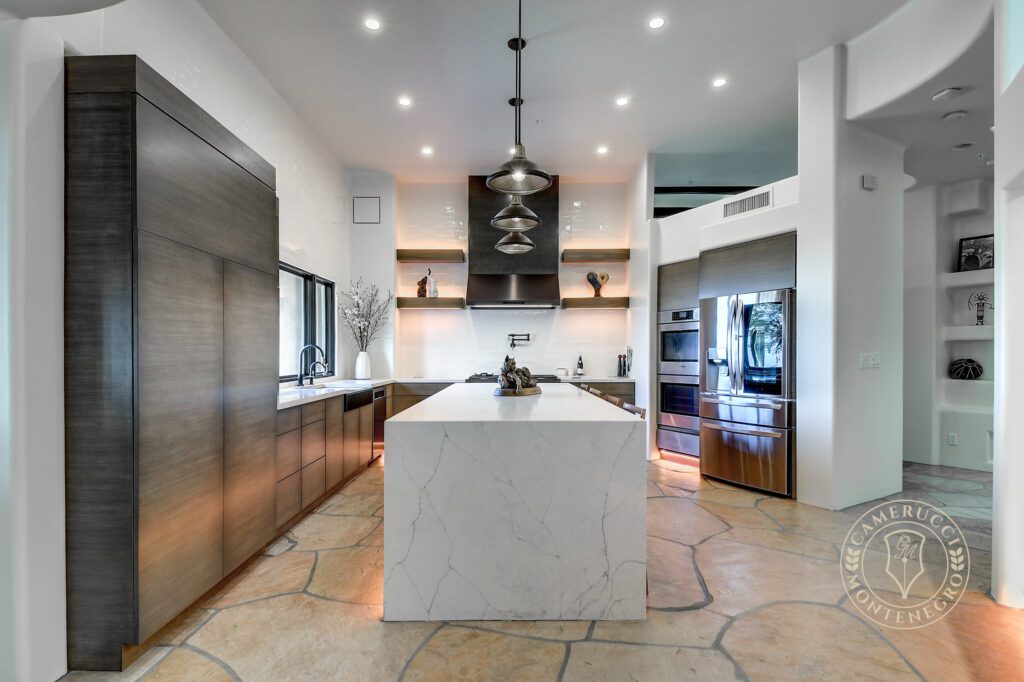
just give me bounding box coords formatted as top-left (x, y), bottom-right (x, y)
top-left (567, 381), bottom-right (635, 405)
top-left (276, 429), bottom-right (301, 481)
top-left (301, 420), bottom-right (326, 467)
top-left (359, 403), bottom-right (373, 466)
top-left (391, 382), bottom-right (453, 415)
top-left (301, 457), bottom-right (326, 508)
top-left (343, 407), bottom-right (361, 480)
top-left (276, 471), bottom-right (301, 528)
top-left (325, 396), bottom-right (344, 488)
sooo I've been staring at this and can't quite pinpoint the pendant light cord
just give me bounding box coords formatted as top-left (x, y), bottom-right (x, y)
top-left (515, 0), bottom-right (522, 145)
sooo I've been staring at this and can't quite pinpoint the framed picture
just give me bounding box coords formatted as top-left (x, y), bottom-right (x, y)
top-left (956, 234), bottom-right (994, 272)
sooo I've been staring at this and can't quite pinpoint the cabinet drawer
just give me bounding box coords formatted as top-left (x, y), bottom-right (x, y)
top-left (301, 400), bottom-right (325, 426)
top-left (301, 457), bottom-right (326, 509)
top-left (392, 382), bottom-right (453, 396)
top-left (301, 421), bottom-right (326, 467)
top-left (277, 406), bottom-right (300, 435)
top-left (276, 428), bottom-right (301, 481)
top-left (276, 471), bottom-right (301, 528)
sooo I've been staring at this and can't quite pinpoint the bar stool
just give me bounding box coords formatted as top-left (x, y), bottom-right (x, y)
top-left (603, 394), bottom-right (623, 407)
top-left (578, 383), bottom-right (589, 392)
top-left (588, 386), bottom-right (604, 397)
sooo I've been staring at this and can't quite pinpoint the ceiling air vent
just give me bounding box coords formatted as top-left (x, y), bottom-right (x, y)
top-left (723, 189), bottom-right (772, 218)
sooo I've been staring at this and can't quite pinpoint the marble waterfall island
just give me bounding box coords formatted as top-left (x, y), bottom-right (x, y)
top-left (383, 383), bottom-right (646, 621)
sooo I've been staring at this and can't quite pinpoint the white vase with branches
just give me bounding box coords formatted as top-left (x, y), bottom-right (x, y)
top-left (338, 278), bottom-right (394, 379)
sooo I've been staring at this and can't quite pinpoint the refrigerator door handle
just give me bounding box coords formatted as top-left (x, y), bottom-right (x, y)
top-left (726, 296), bottom-right (737, 393)
top-left (701, 397), bottom-right (784, 410)
top-left (703, 421), bottom-right (783, 439)
top-left (731, 296), bottom-right (743, 394)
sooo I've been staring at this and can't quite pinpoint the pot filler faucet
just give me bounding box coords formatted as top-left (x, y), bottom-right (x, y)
top-left (508, 333), bottom-right (530, 349)
top-left (297, 344), bottom-right (327, 386)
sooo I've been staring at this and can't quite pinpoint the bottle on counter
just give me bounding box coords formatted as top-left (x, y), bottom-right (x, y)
top-left (576, 355), bottom-right (584, 376)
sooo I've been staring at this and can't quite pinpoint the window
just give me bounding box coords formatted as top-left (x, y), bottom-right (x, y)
top-left (279, 262), bottom-right (335, 381)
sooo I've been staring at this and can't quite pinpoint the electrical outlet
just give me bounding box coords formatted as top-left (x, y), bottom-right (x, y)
top-left (947, 432), bottom-right (959, 447)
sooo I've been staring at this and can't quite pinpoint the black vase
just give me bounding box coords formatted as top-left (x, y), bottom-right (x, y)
top-left (949, 358), bottom-right (984, 380)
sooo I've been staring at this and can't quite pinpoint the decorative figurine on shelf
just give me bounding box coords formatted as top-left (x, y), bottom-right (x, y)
top-left (586, 271), bottom-right (610, 297)
top-left (968, 291), bottom-right (993, 325)
top-left (949, 358), bottom-right (984, 380)
top-left (416, 272), bottom-right (427, 297)
top-left (495, 355), bottom-right (541, 396)
top-left (427, 268), bottom-right (438, 298)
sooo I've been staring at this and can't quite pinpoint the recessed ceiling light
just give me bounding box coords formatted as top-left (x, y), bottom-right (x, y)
top-left (712, 76), bottom-right (728, 88)
top-left (648, 16), bottom-right (665, 29)
top-left (951, 142), bottom-right (975, 151)
top-left (596, 145), bottom-right (609, 155)
top-left (931, 87), bottom-right (962, 102)
top-left (420, 146), bottom-right (434, 156)
top-left (397, 95), bottom-right (412, 108)
top-left (942, 110), bottom-right (967, 121)
top-left (615, 95), bottom-right (630, 107)
top-left (363, 17), bottom-right (381, 31)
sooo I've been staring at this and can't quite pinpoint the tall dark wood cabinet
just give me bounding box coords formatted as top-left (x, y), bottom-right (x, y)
top-left (64, 56), bottom-right (279, 670)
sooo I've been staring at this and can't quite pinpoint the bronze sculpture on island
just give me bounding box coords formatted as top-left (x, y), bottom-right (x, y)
top-left (494, 355), bottom-right (542, 396)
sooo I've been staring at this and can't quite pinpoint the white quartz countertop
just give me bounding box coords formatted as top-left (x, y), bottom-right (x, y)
top-left (389, 382), bottom-right (641, 422)
top-left (278, 376), bottom-right (635, 410)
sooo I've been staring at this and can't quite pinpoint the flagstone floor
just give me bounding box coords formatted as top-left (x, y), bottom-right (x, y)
top-left (65, 458), bottom-right (1023, 681)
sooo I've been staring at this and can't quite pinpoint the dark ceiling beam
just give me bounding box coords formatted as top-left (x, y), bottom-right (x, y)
top-left (653, 185), bottom-right (758, 195)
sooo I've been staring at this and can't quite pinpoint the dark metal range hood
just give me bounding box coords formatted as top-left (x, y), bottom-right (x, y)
top-left (466, 175), bottom-right (559, 308)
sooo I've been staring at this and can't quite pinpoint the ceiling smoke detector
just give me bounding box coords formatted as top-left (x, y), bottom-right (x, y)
top-left (931, 87), bottom-right (963, 102)
top-left (943, 110), bottom-right (967, 121)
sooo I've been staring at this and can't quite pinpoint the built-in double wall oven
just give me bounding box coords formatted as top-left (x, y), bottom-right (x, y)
top-left (657, 308), bottom-right (701, 458)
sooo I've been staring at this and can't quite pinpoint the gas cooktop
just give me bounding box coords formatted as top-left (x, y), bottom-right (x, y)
top-left (466, 372), bottom-right (561, 383)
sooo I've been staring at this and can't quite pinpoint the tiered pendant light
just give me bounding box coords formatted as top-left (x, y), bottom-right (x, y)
top-left (488, 0), bottom-right (552, 254)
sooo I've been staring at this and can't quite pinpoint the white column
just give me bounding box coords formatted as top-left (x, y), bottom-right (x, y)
top-left (992, 0), bottom-right (1024, 609)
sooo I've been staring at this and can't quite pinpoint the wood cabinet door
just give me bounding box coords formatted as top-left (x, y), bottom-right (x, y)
top-left (658, 259), bottom-right (699, 311)
top-left (223, 262), bottom-right (278, 574)
top-left (136, 231), bottom-right (224, 641)
top-left (359, 404), bottom-right (374, 466)
top-left (135, 96), bottom-right (278, 275)
top-left (301, 421), bottom-right (326, 467)
top-left (325, 397), bottom-right (344, 489)
top-left (343, 408), bottom-right (361, 480)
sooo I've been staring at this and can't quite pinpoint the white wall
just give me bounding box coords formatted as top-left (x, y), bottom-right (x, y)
top-left (992, 0), bottom-right (1024, 610)
top-left (394, 181), bottom-right (632, 379)
top-left (1, 1), bottom-right (351, 677)
top-left (349, 171), bottom-right (396, 379)
top-left (625, 156), bottom-right (657, 458)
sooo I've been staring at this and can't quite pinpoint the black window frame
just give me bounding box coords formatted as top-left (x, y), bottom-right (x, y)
top-left (279, 261), bottom-right (335, 383)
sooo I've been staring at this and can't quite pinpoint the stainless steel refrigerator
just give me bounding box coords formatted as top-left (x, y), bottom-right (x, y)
top-left (699, 289), bottom-right (795, 496)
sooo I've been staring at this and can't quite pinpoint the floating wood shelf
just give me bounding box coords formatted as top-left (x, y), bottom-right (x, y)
top-left (942, 325), bottom-right (994, 342)
top-left (397, 297), bottom-right (465, 309)
top-left (396, 249), bottom-right (465, 263)
top-left (941, 268), bottom-right (994, 289)
top-left (561, 297), bottom-right (629, 309)
top-left (561, 248), bottom-right (630, 263)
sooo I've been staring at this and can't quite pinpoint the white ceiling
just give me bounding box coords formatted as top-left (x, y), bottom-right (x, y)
top-left (197, 0), bottom-right (908, 182)
top-left (857, 21), bottom-right (994, 188)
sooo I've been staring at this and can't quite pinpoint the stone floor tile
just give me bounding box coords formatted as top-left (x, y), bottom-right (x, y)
top-left (941, 506), bottom-right (993, 521)
top-left (262, 535), bottom-right (295, 556)
top-left (359, 520), bottom-right (383, 547)
top-left (145, 647), bottom-right (233, 681)
top-left (317, 490), bottom-right (384, 516)
top-left (693, 500), bottom-right (781, 529)
top-left (307, 545), bottom-right (382, 605)
top-left (456, 620), bottom-right (590, 641)
top-left (903, 472), bottom-right (987, 494)
top-left (722, 602), bottom-right (918, 681)
top-left (689, 486), bottom-right (763, 507)
top-left (844, 592), bottom-right (1024, 682)
top-left (563, 641), bottom-right (737, 681)
top-left (647, 497), bottom-right (728, 545)
top-left (190, 594), bottom-right (435, 681)
top-left (288, 512), bottom-right (380, 551)
top-left (591, 608), bottom-right (727, 648)
top-left (404, 625), bottom-right (564, 681)
top-left (929, 491), bottom-right (992, 508)
top-left (647, 536), bottom-right (708, 609)
top-left (655, 483), bottom-right (693, 498)
top-left (205, 551), bottom-right (314, 608)
top-left (646, 480), bottom-right (663, 497)
top-left (695, 536), bottom-right (843, 615)
top-left (717, 526), bottom-right (837, 561)
top-left (758, 498), bottom-right (859, 544)
top-left (903, 462), bottom-right (993, 482)
top-left (647, 464), bottom-right (703, 492)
